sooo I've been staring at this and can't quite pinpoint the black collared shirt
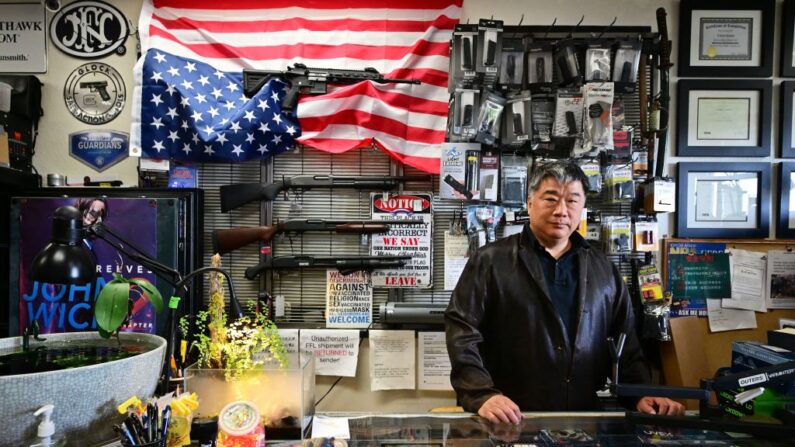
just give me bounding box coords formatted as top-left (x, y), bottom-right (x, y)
top-left (531, 232), bottom-right (586, 343)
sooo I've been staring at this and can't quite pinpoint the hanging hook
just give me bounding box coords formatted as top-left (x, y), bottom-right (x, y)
top-left (518, 14), bottom-right (524, 27)
top-left (597, 16), bottom-right (618, 39)
top-left (542, 18), bottom-right (558, 39)
top-left (567, 15), bottom-right (585, 38)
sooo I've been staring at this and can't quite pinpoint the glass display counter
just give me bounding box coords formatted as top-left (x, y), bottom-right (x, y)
top-left (268, 412), bottom-right (795, 446)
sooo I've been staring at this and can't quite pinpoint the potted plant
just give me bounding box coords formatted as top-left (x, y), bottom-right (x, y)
top-left (94, 273), bottom-right (164, 338)
top-left (179, 256), bottom-right (314, 439)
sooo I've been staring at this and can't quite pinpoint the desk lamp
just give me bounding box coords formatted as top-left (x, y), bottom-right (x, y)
top-left (30, 205), bottom-right (243, 393)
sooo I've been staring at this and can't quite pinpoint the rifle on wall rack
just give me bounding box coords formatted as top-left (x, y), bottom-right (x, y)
top-left (220, 174), bottom-right (431, 212)
top-left (245, 255), bottom-right (413, 279)
top-left (654, 7), bottom-right (673, 178)
top-left (212, 218), bottom-right (424, 255)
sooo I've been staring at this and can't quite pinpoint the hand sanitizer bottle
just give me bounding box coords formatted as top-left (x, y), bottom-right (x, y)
top-left (29, 405), bottom-right (66, 447)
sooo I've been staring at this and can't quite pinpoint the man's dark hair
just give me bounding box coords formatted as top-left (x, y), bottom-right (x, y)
top-left (528, 161), bottom-right (589, 195)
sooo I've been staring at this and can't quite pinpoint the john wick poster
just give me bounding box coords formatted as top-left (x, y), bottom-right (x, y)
top-left (15, 197), bottom-right (158, 335)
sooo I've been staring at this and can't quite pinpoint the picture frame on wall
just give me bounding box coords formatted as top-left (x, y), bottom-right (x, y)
top-left (677, 79), bottom-right (772, 157)
top-left (778, 162), bottom-right (795, 239)
top-left (678, 0), bottom-right (774, 77)
top-left (677, 162), bottom-right (770, 239)
top-left (782, 0), bottom-right (795, 77)
top-left (781, 82), bottom-right (795, 157)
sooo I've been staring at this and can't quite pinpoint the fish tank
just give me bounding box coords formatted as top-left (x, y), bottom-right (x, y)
top-left (184, 352), bottom-right (315, 440)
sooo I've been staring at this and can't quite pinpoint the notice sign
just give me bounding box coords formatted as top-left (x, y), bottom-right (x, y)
top-left (300, 329), bottom-right (360, 377)
top-left (0, 3), bottom-right (46, 73)
top-left (370, 192), bottom-right (433, 288)
top-left (326, 270), bottom-right (372, 328)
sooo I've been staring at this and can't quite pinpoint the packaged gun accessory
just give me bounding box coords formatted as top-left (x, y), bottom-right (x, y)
top-left (585, 46), bottom-right (612, 82)
top-left (464, 150), bottom-right (481, 195)
top-left (525, 43), bottom-right (554, 91)
top-left (602, 216), bottom-right (632, 254)
top-left (531, 95), bottom-right (555, 143)
top-left (603, 164), bottom-right (634, 203)
top-left (440, 142), bottom-right (480, 200)
top-left (578, 160), bottom-right (602, 195)
top-left (453, 88), bottom-right (479, 139)
top-left (479, 150), bottom-right (500, 201)
top-left (499, 38), bottom-right (524, 87)
top-left (477, 18), bottom-right (503, 78)
top-left (583, 82), bottom-right (614, 151)
top-left (512, 101), bottom-right (524, 135)
top-left (500, 154), bottom-right (529, 207)
top-left (612, 39), bottom-right (642, 93)
top-left (553, 89), bottom-right (583, 138)
top-left (554, 40), bottom-right (582, 86)
top-left (474, 89), bottom-right (506, 146)
top-left (634, 220), bottom-right (659, 252)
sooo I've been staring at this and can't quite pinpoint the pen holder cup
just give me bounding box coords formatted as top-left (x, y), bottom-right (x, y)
top-left (120, 437), bottom-right (166, 447)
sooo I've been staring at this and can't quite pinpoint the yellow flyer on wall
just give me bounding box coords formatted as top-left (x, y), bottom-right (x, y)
top-left (369, 192), bottom-right (433, 288)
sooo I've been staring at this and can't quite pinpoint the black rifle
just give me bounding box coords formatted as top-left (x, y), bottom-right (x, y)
top-left (243, 63), bottom-right (420, 109)
top-left (80, 81), bottom-right (110, 101)
top-left (213, 218), bottom-right (424, 255)
top-left (220, 174), bottom-right (430, 212)
top-left (655, 7), bottom-right (673, 177)
top-left (245, 255), bottom-right (412, 279)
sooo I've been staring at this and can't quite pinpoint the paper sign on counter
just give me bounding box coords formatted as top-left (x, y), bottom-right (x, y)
top-left (277, 328), bottom-right (299, 354)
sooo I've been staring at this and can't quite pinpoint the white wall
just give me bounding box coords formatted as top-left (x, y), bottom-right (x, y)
top-left (21, 0), bottom-right (788, 412)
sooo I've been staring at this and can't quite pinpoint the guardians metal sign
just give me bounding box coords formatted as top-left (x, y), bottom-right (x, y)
top-left (69, 130), bottom-right (129, 171)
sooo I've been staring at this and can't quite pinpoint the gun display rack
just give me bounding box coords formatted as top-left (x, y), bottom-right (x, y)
top-left (195, 23), bottom-right (670, 326)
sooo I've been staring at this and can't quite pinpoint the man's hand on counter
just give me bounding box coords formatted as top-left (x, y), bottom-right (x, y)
top-left (478, 394), bottom-right (523, 424)
top-left (636, 396), bottom-right (686, 416)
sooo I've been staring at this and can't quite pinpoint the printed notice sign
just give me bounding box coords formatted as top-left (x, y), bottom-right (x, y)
top-left (326, 270), bottom-right (372, 328)
top-left (370, 192), bottom-right (433, 288)
top-left (0, 4), bottom-right (47, 73)
top-left (418, 332), bottom-right (453, 390)
top-left (277, 328), bottom-right (299, 354)
top-left (370, 330), bottom-right (415, 390)
top-left (300, 329), bottom-right (360, 377)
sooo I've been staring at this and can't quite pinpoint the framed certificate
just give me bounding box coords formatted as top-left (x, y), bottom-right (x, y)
top-left (777, 162), bottom-right (795, 239)
top-left (677, 79), bottom-right (771, 157)
top-left (783, 0), bottom-right (795, 77)
top-left (780, 82), bottom-right (795, 157)
top-left (678, 0), bottom-right (774, 77)
top-left (677, 162), bottom-right (770, 238)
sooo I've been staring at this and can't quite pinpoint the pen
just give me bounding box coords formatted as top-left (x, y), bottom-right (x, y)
top-left (150, 403), bottom-right (158, 441)
top-left (131, 414), bottom-right (147, 443)
top-left (160, 405), bottom-right (171, 441)
top-left (114, 424), bottom-right (135, 445)
top-left (123, 418), bottom-right (141, 445)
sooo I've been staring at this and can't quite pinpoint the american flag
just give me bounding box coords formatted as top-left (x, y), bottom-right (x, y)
top-left (131, 0), bottom-right (462, 173)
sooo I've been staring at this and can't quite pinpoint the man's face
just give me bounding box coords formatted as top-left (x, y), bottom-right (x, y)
top-left (527, 177), bottom-right (585, 245)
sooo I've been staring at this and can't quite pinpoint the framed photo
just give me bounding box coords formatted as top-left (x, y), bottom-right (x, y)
top-left (783, 0), bottom-right (795, 77)
top-left (677, 162), bottom-right (770, 239)
top-left (678, 0), bottom-right (774, 77)
top-left (778, 162), bottom-right (795, 239)
top-left (677, 80), bottom-right (771, 157)
top-left (781, 82), bottom-right (795, 157)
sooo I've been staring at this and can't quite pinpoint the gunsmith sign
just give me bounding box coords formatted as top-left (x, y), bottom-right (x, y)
top-left (0, 3), bottom-right (47, 72)
top-left (50, 0), bottom-right (128, 59)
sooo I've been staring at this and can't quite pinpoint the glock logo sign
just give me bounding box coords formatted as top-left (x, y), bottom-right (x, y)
top-left (50, 0), bottom-right (128, 59)
top-left (64, 62), bottom-right (126, 124)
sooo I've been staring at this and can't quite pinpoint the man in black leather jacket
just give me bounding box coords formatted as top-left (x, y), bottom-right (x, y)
top-left (445, 161), bottom-right (684, 424)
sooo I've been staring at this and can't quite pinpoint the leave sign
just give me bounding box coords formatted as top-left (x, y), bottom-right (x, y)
top-left (370, 192), bottom-right (433, 288)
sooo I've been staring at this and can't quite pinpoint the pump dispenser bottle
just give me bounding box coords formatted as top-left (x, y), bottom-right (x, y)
top-left (30, 405), bottom-right (66, 447)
